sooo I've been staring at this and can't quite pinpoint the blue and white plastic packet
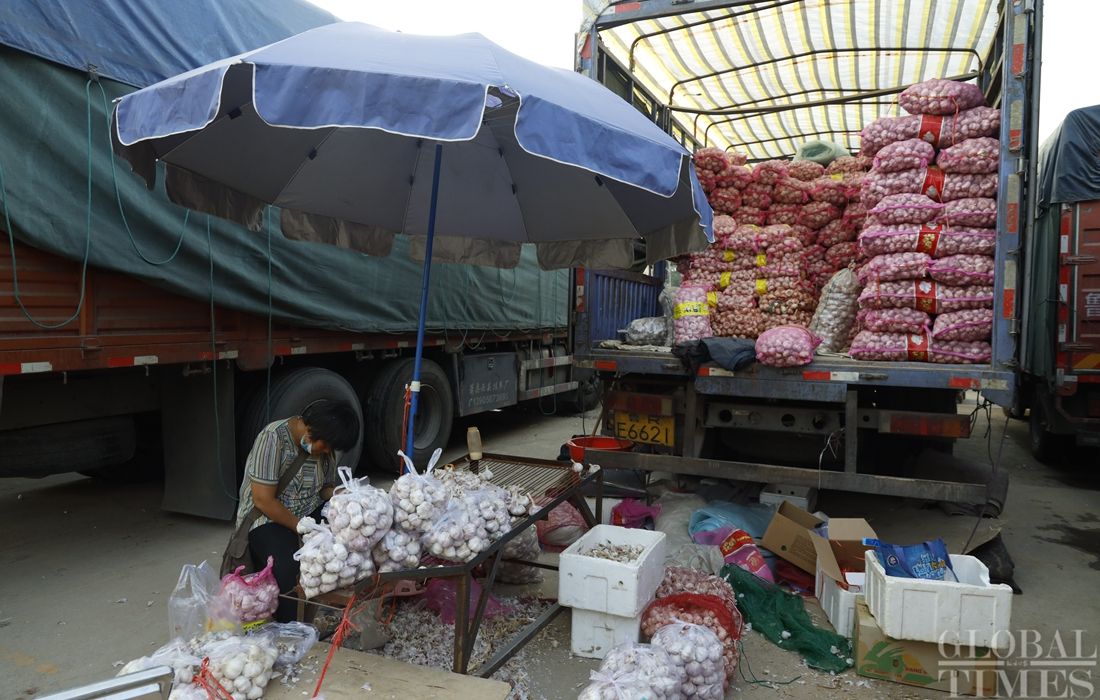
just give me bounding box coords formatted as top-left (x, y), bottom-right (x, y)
top-left (864, 538), bottom-right (956, 581)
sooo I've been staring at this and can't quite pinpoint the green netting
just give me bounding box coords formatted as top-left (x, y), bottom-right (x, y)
top-left (722, 564), bottom-right (853, 673)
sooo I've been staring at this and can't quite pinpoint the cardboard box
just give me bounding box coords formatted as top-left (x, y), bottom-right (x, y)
top-left (760, 501), bottom-right (824, 573)
top-left (855, 601), bottom-right (999, 696)
top-left (810, 518), bottom-right (877, 637)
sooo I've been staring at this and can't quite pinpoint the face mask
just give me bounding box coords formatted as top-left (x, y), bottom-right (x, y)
top-left (300, 435), bottom-right (312, 454)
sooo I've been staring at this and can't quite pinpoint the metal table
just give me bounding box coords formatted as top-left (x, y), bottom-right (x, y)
top-left (286, 453), bottom-right (603, 677)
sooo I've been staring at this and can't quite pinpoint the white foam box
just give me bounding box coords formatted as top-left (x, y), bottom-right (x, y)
top-left (559, 524), bottom-right (666, 617)
top-left (815, 571), bottom-right (864, 638)
top-left (570, 608), bottom-right (641, 659)
top-left (810, 518), bottom-right (876, 638)
top-left (865, 550), bottom-right (1013, 647)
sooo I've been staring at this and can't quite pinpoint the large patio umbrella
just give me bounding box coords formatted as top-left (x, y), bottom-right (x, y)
top-left (112, 22), bottom-right (713, 465)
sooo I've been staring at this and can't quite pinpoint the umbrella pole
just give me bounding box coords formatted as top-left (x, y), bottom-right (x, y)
top-left (404, 143), bottom-right (444, 469)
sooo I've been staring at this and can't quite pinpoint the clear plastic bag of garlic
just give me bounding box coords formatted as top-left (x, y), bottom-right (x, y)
top-left (651, 621), bottom-right (727, 700)
top-left (372, 527), bottom-right (422, 573)
top-left (578, 642), bottom-right (681, 700)
top-left (326, 466), bottom-right (393, 552)
top-left (422, 485), bottom-right (512, 563)
top-left (808, 267), bottom-right (861, 353)
top-left (498, 525), bottom-right (543, 584)
top-left (118, 638), bottom-right (200, 687)
top-left (390, 449), bottom-right (448, 534)
top-left (196, 635), bottom-right (277, 700)
top-left (294, 517), bottom-right (373, 598)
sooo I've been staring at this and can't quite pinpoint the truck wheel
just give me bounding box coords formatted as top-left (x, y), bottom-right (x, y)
top-left (364, 358), bottom-right (454, 472)
top-left (239, 368), bottom-right (364, 472)
top-left (563, 371), bottom-right (601, 414)
top-left (1029, 402), bottom-right (1068, 464)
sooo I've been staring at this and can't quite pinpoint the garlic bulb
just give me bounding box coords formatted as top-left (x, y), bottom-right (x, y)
top-left (372, 527), bottom-right (423, 572)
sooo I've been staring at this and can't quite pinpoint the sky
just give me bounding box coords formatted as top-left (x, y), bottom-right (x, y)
top-left (313, 0), bottom-right (1096, 143)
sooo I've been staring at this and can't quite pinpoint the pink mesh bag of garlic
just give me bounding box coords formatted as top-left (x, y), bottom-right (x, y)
top-left (825, 241), bottom-right (860, 268)
top-left (826, 155), bottom-right (871, 174)
top-left (857, 252), bottom-right (932, 284)
top-left (928, 254), bottom-right (995, 286)
top-left (937, 137), bottom-right (999, 174)
top-left (673, 286), bottom-right (714, 343)
top-left (788, 160), bottom-right (825, 181)
top-left (752, 159), bottom-right (789, 185)
top-left (717, 164), bottom-right (753, 189)
top-left (860, 106), bottom-right (1000, 155)
top-left (802, 201), bottom-right (842, 230)
top-left (816, 218), bottom-right (857, 247)
top-left (936, 198), bottom-right (998, 228)
top-left (930, 308), bottom-right (994, 342)
top-left (755, 325), bottom-right (822, 367)
top-left (789, 225), bottom-right (817, 247)
top-left (773, 177), bottom-right (811, 204)
top-left (762, 308), bottom-right (813, 330)
top-left (767, 205), bottom-right (802, 227)
top-left (809, 176), bottom-right (856, 207)
top-left (929, 338), bottom-right (992, 364)
top-left (872, 138), bottom-right (936, 173)
top-left (858, 224), bottom-right (997, 258)
top-left (709, 187), bottom-right (741, 214)
top-left (849, 330), bottom-right (931, 361)
top-left (867, 193), bottom-right (945, 226)
top-left (858, 279), bottom-right (993, 313)
top-left (898, 78), bottom-right (986, 116)
top-left (857, 307), bottom-right (931, 334)
top-left (737, 206), bottom-right (767, 226)
top-left (741, 182), bottom-right (773, 210)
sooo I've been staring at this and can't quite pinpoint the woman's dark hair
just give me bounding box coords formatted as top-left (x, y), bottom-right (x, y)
top-left (302, 399), bottom-right (359, 452)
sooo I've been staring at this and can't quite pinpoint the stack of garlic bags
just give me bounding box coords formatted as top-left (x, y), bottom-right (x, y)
top-left (852, 78), bottom-right (1000, 364)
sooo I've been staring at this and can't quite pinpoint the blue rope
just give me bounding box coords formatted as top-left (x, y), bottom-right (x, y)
top-left (0, 79), bottom-right (97, 329)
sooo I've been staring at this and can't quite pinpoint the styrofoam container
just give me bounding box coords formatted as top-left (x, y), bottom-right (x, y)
top-left (865, 551), bottom-right (1013, 647)
top-left (570, 608), bottom-right (641, 659)
top-left (816, 571), bottom-right (860, 638)
top-left (559, 524), bottom-right (666, 617)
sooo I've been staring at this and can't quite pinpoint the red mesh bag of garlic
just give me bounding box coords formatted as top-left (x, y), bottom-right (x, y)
top-left (858, 280), bottom-right (994, 313)
top-left (898, 78), bottom-right (986, 116)
top-left (717, 164), bottom-right (753, 189)
top-left (928, 254), bottom-right (996, 286)
top-left (930, 308), bottom-right (994, 342)
top-left (737, 206), bottom-right (767, 226)
top-left (809, 175), bottom-right (857, 207)
top-left (755, 325), bottom-right (822, 367)
top-left (741, 182), bottom-right (773, 210)
top-left (825, 155), bottom-right (871, 174)
top-left (788, 160), bottom-right (825, 181)
top-left (858, 224), bottom-right (997, 258)
top-left (859, 106), bottom-right (1000, 155)
top-left (752, 159), bottom-right (789, 185)
top-left (709, 187), bottom-right (741, 215)
top-left (936, 197), bottom-right (998, 228)
top-left (642, 592), bottom-right (742, 685)
top-left (857, 252), bottom-right (932, 284)
top-left (767, 205), bottom-right (802, 226)
top-left (673, 286), bottom-right (714, 343)
top-left (872, 138), bottom-right (936, 173)
top-left (816, 217), bottom-right (857, 247)
top-left (802, 201), bottom-right (843, 229)
top-left (857, 307), bottom-right (931, 334)
top-left (824, 241), bottom-right (860, 268)
top-left (773, 177), bottom-right (811, 204)
top-left (867, 193), bottom-right (945, 226)
top-left (937, 136), bottom-right (999, 174)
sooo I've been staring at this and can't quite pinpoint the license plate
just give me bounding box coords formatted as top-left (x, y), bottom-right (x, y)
top-left (613, 412), bottom-right (675, 447)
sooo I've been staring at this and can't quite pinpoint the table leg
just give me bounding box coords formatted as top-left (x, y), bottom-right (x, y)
top-left (453, 573), bottom-right (471, 674)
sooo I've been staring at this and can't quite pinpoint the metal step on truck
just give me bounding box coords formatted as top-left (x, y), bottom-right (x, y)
top-left (569, 0), bottom-right (1084, 504)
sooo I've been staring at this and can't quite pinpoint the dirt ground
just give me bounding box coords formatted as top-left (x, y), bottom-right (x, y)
top-left (1, 404), bottom-right (1097, 699)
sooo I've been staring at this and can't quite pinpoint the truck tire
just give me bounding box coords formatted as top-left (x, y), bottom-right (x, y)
top-left (239, 367), bottom-right (364, 472)
top-left (563, 371), bottom-right (602, 414)
top-left (0, 416), bottom-right (135, 478)
top-left (1029, 401), bottom-right (1069, 464)
top-left (80, 412), bottom-right (164, 483)
top-left (364, 357), bottom-right (453, 471)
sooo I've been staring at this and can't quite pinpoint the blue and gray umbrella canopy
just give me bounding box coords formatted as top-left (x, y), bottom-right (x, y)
top-left (112, 22), bottom-right (713, 269)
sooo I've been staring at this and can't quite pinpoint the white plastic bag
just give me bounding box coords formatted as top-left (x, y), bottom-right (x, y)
top-left (651, 621), bottom-right (727, 700)
top-left (390, 449), bottom-right (448, 534)
top-left (169, 561), bottom-right (221, 641)
top-left (623, 316), bottom-right (670, 346)
top-left (327, 466), bottom-right (393, 552)
top-left (809, 268), bottom-right (861, 353)
top-left (118, 638), bottom-right (200, 686)
top-left (249, 621), bottom-right (319, 667)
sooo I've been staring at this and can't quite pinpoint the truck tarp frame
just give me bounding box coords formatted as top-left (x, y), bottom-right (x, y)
top-left (584, 0), bottom-right (1000, 159)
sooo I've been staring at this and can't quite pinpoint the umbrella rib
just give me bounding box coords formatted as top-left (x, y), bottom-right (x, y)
top-left (269, 126), bottom-right (339, 209)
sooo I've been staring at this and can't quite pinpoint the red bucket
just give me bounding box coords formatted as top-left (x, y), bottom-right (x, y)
top-left (566, 436), bottom-right (634, 463)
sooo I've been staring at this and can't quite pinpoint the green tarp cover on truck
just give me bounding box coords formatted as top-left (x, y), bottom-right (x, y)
top-left (0, 2), bottom-right (568, 335)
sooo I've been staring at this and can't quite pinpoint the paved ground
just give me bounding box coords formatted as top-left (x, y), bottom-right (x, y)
top-left (1, 404), bottom-right (1097, 699)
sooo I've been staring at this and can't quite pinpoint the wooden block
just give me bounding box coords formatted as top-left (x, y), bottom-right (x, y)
top-left (263, 643), bottom-right (511, 700)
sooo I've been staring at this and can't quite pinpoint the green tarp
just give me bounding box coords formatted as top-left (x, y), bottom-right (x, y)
top-left (0, 47), bottom-right (569, 334)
